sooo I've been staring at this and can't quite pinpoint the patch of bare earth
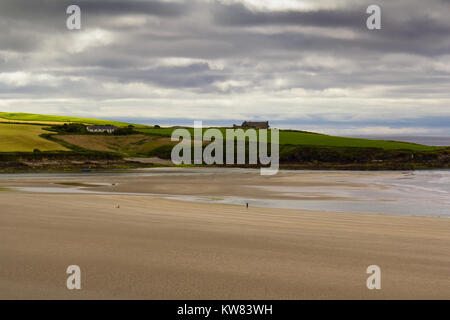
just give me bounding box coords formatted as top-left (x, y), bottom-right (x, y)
top-left (57, 134), bottom-right (172, 155)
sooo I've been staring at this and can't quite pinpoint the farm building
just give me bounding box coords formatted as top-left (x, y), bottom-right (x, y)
top-left (233, 121), bottom-right (270, 129)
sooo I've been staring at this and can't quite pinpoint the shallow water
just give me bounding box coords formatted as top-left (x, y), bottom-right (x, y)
top-left (3, 168), bottom-right (450, 218)
top-left (0, 167), bottom-right (251, 179)
top-left (171, 171), bottom-right (450, 217)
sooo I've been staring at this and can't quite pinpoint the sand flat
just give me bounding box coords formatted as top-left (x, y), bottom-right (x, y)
top-left (0, 190), bottom-right (449, 299)
top-left (1, 169), bottom-right (448, 216)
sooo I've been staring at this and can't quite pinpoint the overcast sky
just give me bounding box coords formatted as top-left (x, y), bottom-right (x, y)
top-left (0, 0), bottom-right (449, 134)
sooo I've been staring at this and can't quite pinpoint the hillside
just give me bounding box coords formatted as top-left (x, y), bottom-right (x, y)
top-left (0, 123), bottom-right (68, 152)
top-left (0, 112), bottom-right (448, 170)
top-left (0, 112), bottom-right (145, 128)
top-left (56, 134), bottom-right (173, 156)
top-left (136, 128), bottom-right (438, 151)
top-left (0, 112), bottom-right (441, 151)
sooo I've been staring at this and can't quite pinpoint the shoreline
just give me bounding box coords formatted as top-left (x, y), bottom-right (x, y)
top-left (1, 168), bottom-right (449, 218)
top-left (0, 161), bottom-right (449, 173)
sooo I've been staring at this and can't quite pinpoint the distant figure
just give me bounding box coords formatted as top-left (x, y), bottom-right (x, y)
top-left (246, 203), bottom-right (249, 209)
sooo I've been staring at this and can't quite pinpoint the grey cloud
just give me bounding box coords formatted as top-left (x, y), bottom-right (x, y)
top-left (0, 0), bottom-right (187, 20)
top-left (0, 0), bottom-right (449, 134)
top-left (212, 3), bottom-right (366, 28)
top-left (80, 0), bottom-right (188, 16)
top-left (90, 63), bottom-right (226, 89)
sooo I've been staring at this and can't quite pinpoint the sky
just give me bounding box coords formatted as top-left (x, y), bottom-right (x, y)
top-left (0, 0), bottom-right (449, 135)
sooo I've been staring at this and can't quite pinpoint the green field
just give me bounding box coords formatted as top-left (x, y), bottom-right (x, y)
top-left (0, 112), bottom-right (441, 151)
top-left (137, 128), bottom-right (439, 151)
top-left (0, 123), bottom-right (68, 152)
top-left (0, 113), bottom-right (447, 170)
top-left (0, 112), bottom-right (444, 155)
top-left (277, 131), bottom-right (438, 150)
top-left (0, 112), bottom-right (147, 128)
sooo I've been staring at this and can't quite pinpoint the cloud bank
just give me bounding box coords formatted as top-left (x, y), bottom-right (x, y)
top-left (0, 0), bottom-right (449, 134)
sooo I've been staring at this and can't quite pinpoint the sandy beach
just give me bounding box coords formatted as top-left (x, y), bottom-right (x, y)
top-left (0, 169), bottom-right (449, 299)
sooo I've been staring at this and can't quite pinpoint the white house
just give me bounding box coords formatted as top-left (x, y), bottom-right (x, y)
top-left (86, 125), bottom-right (117, 134)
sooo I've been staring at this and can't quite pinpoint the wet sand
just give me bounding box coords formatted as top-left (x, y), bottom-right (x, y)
top-left (0, 169), bottom-right (385, 201)
top-left (0, 170), bottom-right (449, 299)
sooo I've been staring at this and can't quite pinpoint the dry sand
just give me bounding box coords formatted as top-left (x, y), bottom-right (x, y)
top-left (1, 182), bottom-right (449, 299)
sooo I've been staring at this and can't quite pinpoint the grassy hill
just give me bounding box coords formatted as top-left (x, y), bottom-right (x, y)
top-left (136, 128), bottom-right (438, 151)
top-left (277, 130), bottom-right (437, 150)
top-left (55, 134), bottom-right (173, 156)
top-left (0, 123), bottom-right (68, 152)
top-left (0, 112), bottom-right (146, 128)
top-left (0, 112), bottom-right (448, 170)
top-left (0, 112), bottom-right (441, 151)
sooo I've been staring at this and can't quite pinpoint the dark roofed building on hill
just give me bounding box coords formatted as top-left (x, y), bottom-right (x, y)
top-left (233, 121), bottom-right (269, 129)
top-left (86, 125), bottom-right (117, 134)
